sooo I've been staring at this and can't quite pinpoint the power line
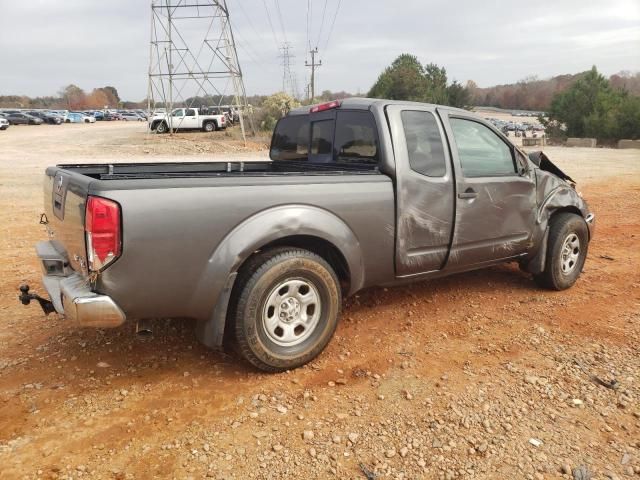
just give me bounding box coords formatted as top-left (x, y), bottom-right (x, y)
top-left (306, 0), bottom-right (311, 51)
top-left (262, 0), bottom-right (280, 47)
top-left (315, 0), bottom-right (329, 48)
top-left (234, 1), bottom-right (275, 52)
top-left (322, 0), bottom-right (342, 52)
top-left (273, 0), bottom-right (288, 44)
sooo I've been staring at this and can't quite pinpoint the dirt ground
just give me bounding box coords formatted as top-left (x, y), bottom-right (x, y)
top-left (0, 123), bottom-right (639, 480)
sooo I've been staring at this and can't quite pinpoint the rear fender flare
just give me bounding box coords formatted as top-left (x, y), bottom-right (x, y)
top-left (193, 205), bottom-right (364, 348)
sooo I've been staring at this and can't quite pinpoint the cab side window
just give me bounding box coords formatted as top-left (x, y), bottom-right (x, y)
top-left (450, 118), bottom-right (515, 177)
top-left (401, 111), bottom-right (447, 177)
top-left (186, 109), bottom-right (196, 116)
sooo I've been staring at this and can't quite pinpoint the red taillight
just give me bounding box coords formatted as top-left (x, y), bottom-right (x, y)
top-left (85, 196), bottom-right (121, 271)
top-left (310, 100), bottom-right (341, 113)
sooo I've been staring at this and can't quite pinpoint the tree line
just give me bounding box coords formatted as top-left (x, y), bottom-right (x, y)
top-left (0, 85), bottom-right (128, 110)
top-left (471, 70), bottom-right (640, 112)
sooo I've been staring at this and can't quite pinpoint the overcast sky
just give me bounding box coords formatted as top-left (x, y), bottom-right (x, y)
top-left (0, 0), bottom-right (638, 101)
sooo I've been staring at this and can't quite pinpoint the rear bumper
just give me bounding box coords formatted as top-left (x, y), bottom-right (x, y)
top-left (37, 241), bottom-right (125, 328)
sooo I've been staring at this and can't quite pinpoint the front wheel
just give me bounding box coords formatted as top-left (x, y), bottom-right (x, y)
top-left (534, 213), bottom-right (589, 290)
top-left (155, 122), bottom-right (168, 134)
top-left (231, 248), bottom-right (342, 372)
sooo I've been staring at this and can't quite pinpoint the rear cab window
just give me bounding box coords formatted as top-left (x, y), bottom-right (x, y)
top-left (270, 109), bottom-right (379, 167)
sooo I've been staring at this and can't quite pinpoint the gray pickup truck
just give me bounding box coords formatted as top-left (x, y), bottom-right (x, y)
top-left (20, 98), bottom-right (594, 372)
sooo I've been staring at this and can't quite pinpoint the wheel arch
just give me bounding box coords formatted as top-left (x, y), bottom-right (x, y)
top-left (194, 205), bottom-right (364, 349)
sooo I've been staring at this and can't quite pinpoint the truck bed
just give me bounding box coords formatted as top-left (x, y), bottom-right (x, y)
top-left (57, 160), bottom-right (380, 181)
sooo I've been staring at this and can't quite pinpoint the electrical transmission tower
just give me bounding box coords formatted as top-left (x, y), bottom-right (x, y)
top-left (147, 0), bottom-right (253, 139)
top-left (279, 42), bottom-right (297, 98)
top-left (305, 47), bottom-right (322, 101)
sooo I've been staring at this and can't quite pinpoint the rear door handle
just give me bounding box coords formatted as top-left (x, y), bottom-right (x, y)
top-left (458, 188), bottom-right (478, 200)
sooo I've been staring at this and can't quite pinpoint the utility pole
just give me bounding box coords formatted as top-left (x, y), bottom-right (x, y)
top-left (305, 47), bottom-right (321, 101)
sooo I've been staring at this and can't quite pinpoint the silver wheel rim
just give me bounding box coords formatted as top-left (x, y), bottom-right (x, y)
top-left (560, 233), bottom-right (581, 274)
top-left (262, 278), bottom-right (321, 347)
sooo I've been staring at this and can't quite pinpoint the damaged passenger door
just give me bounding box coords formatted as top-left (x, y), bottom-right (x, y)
top-left (440, 112), bottom-right (536, 268)
top-left (387, 105), bottom-right (456, 277)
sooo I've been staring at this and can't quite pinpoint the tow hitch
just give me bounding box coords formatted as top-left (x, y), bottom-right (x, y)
top-left (18, 284), bottom-right (56, 315)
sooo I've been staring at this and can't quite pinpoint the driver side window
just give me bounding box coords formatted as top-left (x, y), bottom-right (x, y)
top-left (450, 118), bottom-right (515, 177)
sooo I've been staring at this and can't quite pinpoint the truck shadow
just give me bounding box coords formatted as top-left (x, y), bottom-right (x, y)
top-left (37, 262), bottom-right (537, 380)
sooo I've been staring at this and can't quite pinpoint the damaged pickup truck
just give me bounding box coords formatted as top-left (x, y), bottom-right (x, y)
top-left (20, 98), bottom-right (594, 372)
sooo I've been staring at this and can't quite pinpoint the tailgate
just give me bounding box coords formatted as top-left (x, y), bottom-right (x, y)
top-left (44, 167), bottom-right (92, 276)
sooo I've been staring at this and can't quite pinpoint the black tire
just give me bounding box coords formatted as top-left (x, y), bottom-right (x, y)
top-left (155, 121), bottom-right (168, 134)
top-left (534, 213), bottom-right (589, 290)
top-left (203, 121), bottom-right (216, 132)
top-left (231, 247), bottom-right (341, 372)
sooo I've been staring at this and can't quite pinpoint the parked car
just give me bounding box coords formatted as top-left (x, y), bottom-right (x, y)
top-left (20, 98), bottom-right (594, 372)
top-left (26, 111), bottom-right (62, 125)
top-left (0, 116), bottom-right (9, 130)
top-left (5, 112), bottom-right (43, 125)
top-left (44, 110), bottom-right (68, 122)
top-left (93, 111), bottom-right (105, 121)
top-left (65, 113), bottom-right (96, 124)
top-left (149, 107), bottom-right (226, 133)
top-left (121, 112), bottom-right (145, 121)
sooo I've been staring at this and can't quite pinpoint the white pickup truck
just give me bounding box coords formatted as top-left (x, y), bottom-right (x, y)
top-left (149, 108), bottom-right (226, 133)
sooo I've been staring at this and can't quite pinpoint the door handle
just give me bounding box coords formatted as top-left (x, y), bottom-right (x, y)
top-left (458, 188), bottom-right (478, 200)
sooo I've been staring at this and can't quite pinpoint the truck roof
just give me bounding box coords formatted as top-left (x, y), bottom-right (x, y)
top-left (289, 97), bottom-right (470, 116)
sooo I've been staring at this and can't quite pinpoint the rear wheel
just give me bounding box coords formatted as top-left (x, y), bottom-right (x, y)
top-left (534, 213), bottom-right (589, 290)
top-left (231, 248), bottom-right (341, 372)
top-left (203, 121), bottom-right (216, 132)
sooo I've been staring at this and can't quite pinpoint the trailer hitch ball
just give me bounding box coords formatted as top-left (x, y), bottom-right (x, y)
top-left (18, 284), bottom-right (56, 315)
top-left (19, 284), bottom-right (32, 305)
